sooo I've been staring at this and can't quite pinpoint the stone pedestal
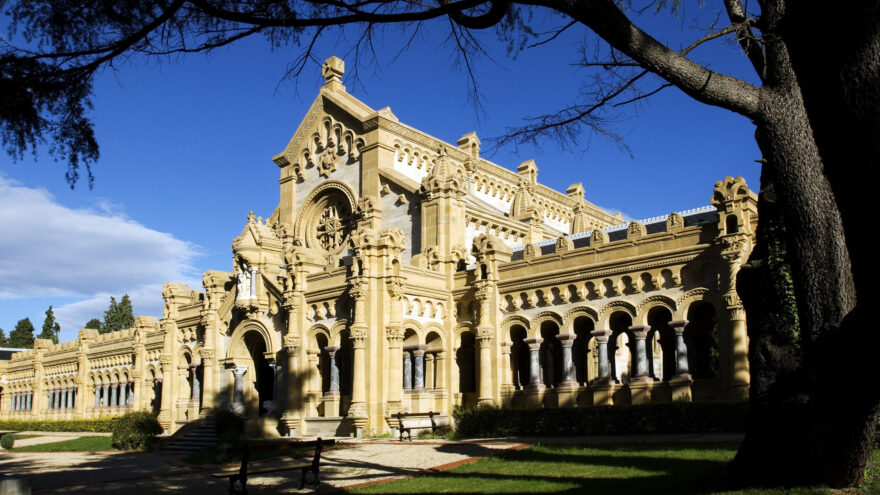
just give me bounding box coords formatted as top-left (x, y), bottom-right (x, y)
top-left (524, 389), bottom-right (544, 408)
top-left (669, 375), bottom-right (694, 402)
top-left (411, 391), bottom-right (433, 414)
top-left (591, 383), bottom-right (615, 406)
top-left (556, 384), bottom-right (578, 408)
top-left (322, 395), bottom-right (340, 417)
top-left (628, 380), bottom-right (651, 405)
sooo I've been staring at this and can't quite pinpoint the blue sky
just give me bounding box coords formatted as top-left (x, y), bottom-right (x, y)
top-left (0, 7), bottom-right (761, 344)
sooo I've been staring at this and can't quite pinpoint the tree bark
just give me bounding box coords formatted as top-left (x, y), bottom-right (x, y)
top-left (731, 1), bottom-right (878, 487)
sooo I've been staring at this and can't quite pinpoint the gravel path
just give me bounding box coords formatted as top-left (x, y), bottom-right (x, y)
top-left (0, 439), bottom-right (522, 494)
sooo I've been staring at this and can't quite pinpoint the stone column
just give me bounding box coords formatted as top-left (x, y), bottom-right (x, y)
top-left (386, 327), bottom-right (404, 407)
top-left (669, 320), bottom-right (691, 378)
top-left (628, 325), bottom-right (652, 404)
top-left (347, 278), bottom-right (368, 428)
top-left (425, 353), bottom-right (435, 390)
top-left (94, 387), bottom-right (100, 408)
top-left (249, 264), bottom-right (258, 299)
top-left (281, 335), bottom-right (302, 437)
top-left (110, 383), bottom-right (118, 407)
top-left (628, 325), bottom-right (651, 382)
top-left (557, 334), bottom-right (578, 387)
top-left (500, 342), bottom-right (512, 393)
top-left (102, 383), bottom-right (110, 408)
top-left (435, 351), bottom-right (446, 390)
top-left (325, 346), bottom-right (340, 396)
top-left (476, 329), bottom-right (494, 406)
top-left (120, 382), bottom-right (128, 407)
top-left (65, 387), bottom-right (72, 409)
top-left (12, 394), bottom-right (18, 411)
top-left (158, 354), bottom-right (173, 432)
top-left (668, 319), bottom-right (694, 402)
top-left (402, 350), bottom-right (412, 390)
top-left (56, 388), bottom-right (63, 409)
top-left (190, 366), bottom-right (200, 401)
top-left (231, 366), bottom-right (248, 415)
top-left (591, 329), bottom-right (613, 385)
top-left (524, 338), bottom-right (545, 390)
top-left (474, 282), bottom-right (495, 406)
top-left (27, 393), bottom-right (33, 411)
top-left (412, 346), bottom-right (426, 392)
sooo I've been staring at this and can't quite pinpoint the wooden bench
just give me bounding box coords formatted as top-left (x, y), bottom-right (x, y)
top-left (396, 411), bottom-right (450, 441)
top-left (211, 437), bottom-right (335, 494)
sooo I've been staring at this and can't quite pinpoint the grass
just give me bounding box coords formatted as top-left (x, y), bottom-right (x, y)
top-left (11, 434), bottom-right (40, 440)
top-left (349, 441), bottom-right (880, 494)
top-left (11, 436), bottom-right (114, 452)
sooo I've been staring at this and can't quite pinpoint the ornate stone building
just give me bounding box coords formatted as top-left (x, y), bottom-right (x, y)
top-left (0, 57), bottom-right (757, 437)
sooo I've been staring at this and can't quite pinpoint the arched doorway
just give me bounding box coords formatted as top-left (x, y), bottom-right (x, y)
top-left (647, 306), bottom-right (675, 381)
top-left (243, 331), bottom-right (275, 416)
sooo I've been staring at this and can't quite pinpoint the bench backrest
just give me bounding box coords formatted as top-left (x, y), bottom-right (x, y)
top-left (312, 438), bottom-right (324, 468)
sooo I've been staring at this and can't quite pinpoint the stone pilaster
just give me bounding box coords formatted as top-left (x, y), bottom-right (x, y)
top-left (280, 334), bottom-right (302, 436)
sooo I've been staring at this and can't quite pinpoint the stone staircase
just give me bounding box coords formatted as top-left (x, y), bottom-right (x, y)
top-left (161, 418), bottom-right (217, 454)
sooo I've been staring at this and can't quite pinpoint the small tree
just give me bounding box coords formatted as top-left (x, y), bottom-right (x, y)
top-left (84, 318), bottom-right (103, 332)
top-left (0, 328), bottom-right (8, 347)
top-left (39, 306), bottom-right (61, 344)
top-left (101, 295), bottom-right (135, 334)
top-left (8, 318), bottom-right (35, 348)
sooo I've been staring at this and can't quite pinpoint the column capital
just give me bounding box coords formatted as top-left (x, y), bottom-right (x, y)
top-left (283, 334), bottom-right (302, 351)
top-left (590, 329), bottom-right (612, 343)
top-left (524, 337), bottom-right (543, 350)
top-left (385, 325), bottom-right (403, 344)
top-left (628, 325), bottom-right (650, 339)
top-left (476, 325), bottom-right (494, 342)
top-left (231, 365), bottom-right (248, 376)
top-left (556, 333), bottom-right (576, 347)
top-left (325, 345), bottom-right (340, 357)
top-left (669, 319), bottom-right (689, 334)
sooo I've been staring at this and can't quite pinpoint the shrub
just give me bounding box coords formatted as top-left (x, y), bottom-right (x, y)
top-left (0, 418), bottom-right (115, 432)
top-left (214, 409), bottom-right (244, 445)
top-left (0, 434), bottom-right (14, 449)
top-left (111, 410), bottom-right (163, 450)
top-left (453, 401), bottom-right (748, 438)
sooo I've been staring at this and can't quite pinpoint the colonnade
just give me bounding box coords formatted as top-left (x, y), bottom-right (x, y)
top-left (47, 387), bottom-right (78, 411)
top-left (10, 392), bottom-right (33, 412)
top-left (94, 381), bottom-right (134, 408)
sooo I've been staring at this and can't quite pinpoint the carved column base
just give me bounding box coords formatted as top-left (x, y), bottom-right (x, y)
top-left (669, 375), bottom-right (694, 402)
top-left (477, 397), bottom-right (495, 408)
top-left (280, 414), bottom-right (302, 437)
top-left (348, 407), bottom-right (368, 438)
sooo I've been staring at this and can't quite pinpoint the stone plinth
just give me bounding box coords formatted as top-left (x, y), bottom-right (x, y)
top-left (556, 384), bottom-right (578, 408)
top-left (669, 375), bottom-right (694, 402)
top-left (628, 380), bottom-right (651, 405)
top-left (591, 382), bottom-right (615, 406)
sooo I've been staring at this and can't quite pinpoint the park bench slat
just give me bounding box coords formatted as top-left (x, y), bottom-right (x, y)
top-left (211, 438), bottom-right (332, 493)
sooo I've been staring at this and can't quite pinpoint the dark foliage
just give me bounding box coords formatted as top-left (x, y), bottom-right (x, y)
top-left (111, 410), bottom-right (163, 450)
top-left (453, 401), bottom-right (748, 438)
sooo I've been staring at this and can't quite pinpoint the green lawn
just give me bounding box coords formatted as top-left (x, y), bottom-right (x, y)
top-left (11, 436), bottom-right (114, 452)
top-left (11, 434), bottom-right (40, 440)
top-left (350, 442), bottom-right (879, 494)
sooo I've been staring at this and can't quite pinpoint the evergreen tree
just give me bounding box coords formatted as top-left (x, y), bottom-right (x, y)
top-left (0, 328), bottom-right (8, 347)
top-left (39, 305), bottom-right (61, 344)
top-left (84, 318), bottom-right (102, 332)
top-left (102, 294), bottom-right (135, 333)
top-left (8, 318), bottom-right (35, 348)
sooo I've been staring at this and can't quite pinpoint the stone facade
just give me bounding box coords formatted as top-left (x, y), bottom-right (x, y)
top-left (0, 57), bottom-right (757, 436)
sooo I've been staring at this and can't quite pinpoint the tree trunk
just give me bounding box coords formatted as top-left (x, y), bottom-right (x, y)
top-left (732, 2), bottom-right (879, 486)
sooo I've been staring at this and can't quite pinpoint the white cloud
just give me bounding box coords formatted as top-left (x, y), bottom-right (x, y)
top-left (0, 177), bottom-right (202, 341)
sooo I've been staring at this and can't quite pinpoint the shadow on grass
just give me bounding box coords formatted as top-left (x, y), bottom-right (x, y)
top-left (347, 442), bottom-right (742, 495)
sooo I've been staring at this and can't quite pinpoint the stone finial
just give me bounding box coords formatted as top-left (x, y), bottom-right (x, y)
top-left (457, 132), bottom-right (481, 159)
top-left (566, 183), bottom-right (585, 200)
top-left (322, 56), bottom-right (345, 83)
top-left (517, 160), bottom-right (538, 184)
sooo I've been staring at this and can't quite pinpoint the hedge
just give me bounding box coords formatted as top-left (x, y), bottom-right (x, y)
top-left (0, 418), bottom-right (117, 433)
top-left (112, 411), bottom-right (163, 450)
top-left (453, 401), bottom-right (748, 437)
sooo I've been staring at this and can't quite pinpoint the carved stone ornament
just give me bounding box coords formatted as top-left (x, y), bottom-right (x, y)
top-left (283, 334), bottom-right (302, 350)
top-left (419, 146), bottom-right (467, 200)
top-left (304, 191), bottom-right (354, 253)
top-left (318, 149), bottom-right (338, 178)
